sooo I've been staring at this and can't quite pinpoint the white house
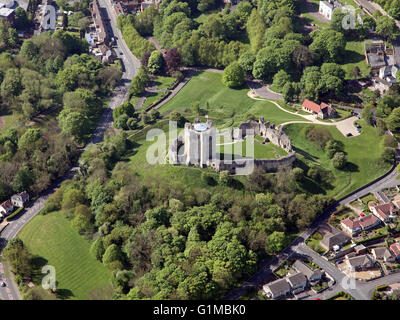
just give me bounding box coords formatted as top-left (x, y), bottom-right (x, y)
top-left (0, 199), bottom-right (14, 217)
top-left (379, 65), bottom-right (398, 84)
top-left (319, 0), bottom-right (342, 20)
top-left (263, 278), bottom-right (291, 299)
top-left (11, 191), bottom-right (29, 208)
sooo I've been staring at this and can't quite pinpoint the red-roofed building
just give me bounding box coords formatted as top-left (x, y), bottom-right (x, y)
top-left (370, 202), bottom-right (397, 222)
top-left (341, 214), bottom-right (381, 236)
top-left (0, 199), bottom-right (14, 217)
top-left (301, 99), bottom-right (337, 119)
top-left (390, 243), bottom-right (400, 260)
top-left (359, 214), bottom-right (380, 230)
top-left (341, 217), bottom-right (362, 235)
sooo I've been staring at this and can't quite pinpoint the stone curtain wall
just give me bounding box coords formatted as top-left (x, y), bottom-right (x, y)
top-left (167, 118), bottom-right (296, 174)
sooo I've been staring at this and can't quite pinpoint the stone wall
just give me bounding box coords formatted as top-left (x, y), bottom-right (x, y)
top-left (236, 117), bottom-right (292, 153)
top-left (167, 117), bottom-right (296, 174)
top-left (212, 152), bottom-right (296, 175)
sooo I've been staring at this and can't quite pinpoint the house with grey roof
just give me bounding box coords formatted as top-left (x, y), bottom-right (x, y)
top-left (365, 41), bottom-right (387, 71)
top-left (286, 272), bottom-right (308, 294)
top-left (371, 247), bottom-right (395, 263)
top-left (293, 260), bottom-right (324, 283)
top-left (263, 278), bottom-right (291, 299)
top-left (11, 191), bottom-right (29, 208)
top-left (320, 230), bottom-right (351, 251)
top-left (345, 254), bottom-right (375, 272)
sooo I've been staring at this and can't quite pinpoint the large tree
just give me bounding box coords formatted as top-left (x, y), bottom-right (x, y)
top-left (376, 15), bottom-right (398, 41)
top-left (222, 62), bottom-right (244, 88)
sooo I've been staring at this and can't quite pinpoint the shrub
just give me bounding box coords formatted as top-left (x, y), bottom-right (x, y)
top-left (6, 207), bottom-right (24, 220)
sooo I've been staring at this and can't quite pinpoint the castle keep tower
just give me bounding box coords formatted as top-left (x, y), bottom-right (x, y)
top-left (184, 120), bottom-right (216, 167)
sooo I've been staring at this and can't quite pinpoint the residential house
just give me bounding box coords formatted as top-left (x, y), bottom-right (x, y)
top-left (97, 44), bottom-right (117, 63)
top-left (341, 214), bottom-right (380, 236)
top-left (286, 272), bottom-right (308, 294)
top-left (11, 191), bottom-right (29, 208)
top-left (370, 202), bottom-right (397, 223)
top-left (90, 0), bottom-right (109, 45)
top-left (359, 214), bottom-right (380, 231)
top-left (365, 41), bottom-right (387, 71)
top-left (389, 243), bottom-right (400, 261)
top-left (301, 99), bottom-right (337, 119)
top-left (373, 77), bottom-right (392, 94)
top-left (263, 278), bottom-right (291, 299)
top-left (345, 254), bottom-right (375, 272)
top-left (140, 0), bottom-right (160, 11)
top-left (293, 260), bottom-right (324, 283)
top-left (341, 217), bottom-right (362, 235)
top-left (0, 199), bottom-right (14, 217)
top-left (0, 7), bottom-right (14, 23)
top-left (371, 247), bottom-right (395, 263)
top-left (379, 65), bottom-right (398, 84)
top-left (319, 0), bottom-right (342, 20)
top-left (320, 229), bottom-right (351, 251)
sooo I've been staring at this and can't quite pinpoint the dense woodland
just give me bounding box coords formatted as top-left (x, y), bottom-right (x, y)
top-left (38, 130), bottom-right (334, 299)
top-left (2, 0), bottom-right (400, 301)
top-left (0, 15), bottom-right (122, 203)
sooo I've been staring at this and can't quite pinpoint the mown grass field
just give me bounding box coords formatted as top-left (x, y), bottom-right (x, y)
top-left (19, 211), bottom-right (112, 300)
top-left (127, 71), bottom-right (389, 199)
top-left (158, 71), bottom-right (306, 127)
top-left (140, 75), bottom-right (176, 111)
top-left (284, 120), bottom-right (391, 198)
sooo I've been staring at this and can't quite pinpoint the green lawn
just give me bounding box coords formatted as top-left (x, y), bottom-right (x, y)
top-left (285, 120), bottom-right (391, 198)
top-left (19, 211), bottom-right (112, 300)
top-left (340, 41), bottom-right (371, 79)
top-left (217, 136), bottom-right (288, 160)
top-left (158, 71), bottom-right (306, 128)
top-left (141, 76), bottom-right (176, 110)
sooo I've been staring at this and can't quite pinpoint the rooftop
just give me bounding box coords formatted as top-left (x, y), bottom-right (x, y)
top-left (264, 278), bottom-right (291, 295)
top-left (193, 123), bottom-right (208, 132)
top-left (0, 6), bottom-right (13, 16)
top-left (287, 272), bottom-right (307, 286)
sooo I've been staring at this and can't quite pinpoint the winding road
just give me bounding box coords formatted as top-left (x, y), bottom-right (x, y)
top-left (0, 0), bottom-right (140, 301)
top-left (223, 147), bottom-right (400, 300)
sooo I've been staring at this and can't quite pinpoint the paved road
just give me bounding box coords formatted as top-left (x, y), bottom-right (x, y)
top-left (247, 80), bottom-right (283, 101)
top-left (0, 0), bottom-right (140, 300)
top-left (224, 149), bottom-right (400, 300)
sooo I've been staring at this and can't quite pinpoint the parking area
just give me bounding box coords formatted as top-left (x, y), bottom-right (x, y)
top-left (335, 116), bottom-right (361, 137)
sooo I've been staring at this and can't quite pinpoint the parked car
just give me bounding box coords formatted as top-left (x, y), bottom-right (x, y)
top-left (346, 133), bottom-right (352, 137)
top-left (336, 259), bottom-right (343, 264)
top-left (1, 281), bottom-right (6, 287)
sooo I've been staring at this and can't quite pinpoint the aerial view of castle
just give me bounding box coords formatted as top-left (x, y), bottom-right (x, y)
top-left (1, 0), bottom-right (400, 308)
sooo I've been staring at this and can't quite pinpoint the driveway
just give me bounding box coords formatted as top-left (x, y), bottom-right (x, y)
top-left (247, 80), bottom-right (283, 101)
top-left (335, 116), bottom-right (360, 137)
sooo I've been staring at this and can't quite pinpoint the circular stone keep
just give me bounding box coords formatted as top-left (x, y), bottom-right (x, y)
top-left (193, 123), bottom-right (208, 132)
